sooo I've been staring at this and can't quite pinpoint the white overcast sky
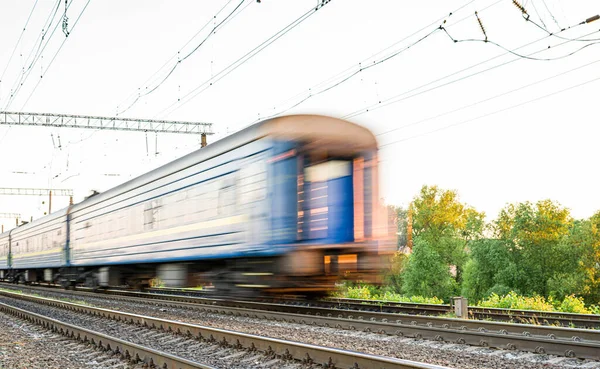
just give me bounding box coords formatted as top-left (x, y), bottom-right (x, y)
top-left (0, 0), bottom-right (599, 230)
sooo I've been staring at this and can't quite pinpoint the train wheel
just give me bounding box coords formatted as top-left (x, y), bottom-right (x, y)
top-left (85, 276), bottom-right (99, 291)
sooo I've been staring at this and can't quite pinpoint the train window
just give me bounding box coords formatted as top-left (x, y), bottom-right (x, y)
top-left (218, 178), bottom-right (235, 215)
top-left (238, 161), bottom-right (266, 204)
top-left (143, 199), bottom-right (161, 230)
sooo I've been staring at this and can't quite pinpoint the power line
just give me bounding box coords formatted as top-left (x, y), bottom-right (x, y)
top-left (3, 0), bottom-right (65, 110)
top-left (253, 1), bottom-right (598, 124)
top-left (116, 0), bottom-right (252, 116)
top-left (540, 0), bottom-right (561, 30)
top-left (376, 57), bottom-right (600, 138)
top-left (341, 27), bottom-right (600, 120)
top-left (21, 0), bottom-right (93, 109)
top-left (379, 74), bottom-right (600, 148)
top-left (115, 0), bottom-right (240, 111)
top-left (156, 0), bottom-right (333, 119)
top-left (438, 26), bottom-right (600, 61)
top-left (511, 0), bottom-right (599, 42)
top-left (251, 0), bottom-right (497, 123)
top-left (0, 0), bottom-right (40, 91)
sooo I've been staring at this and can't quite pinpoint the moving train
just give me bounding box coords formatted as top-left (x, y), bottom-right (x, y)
top-left (0, 115), bottom-right (393, 296)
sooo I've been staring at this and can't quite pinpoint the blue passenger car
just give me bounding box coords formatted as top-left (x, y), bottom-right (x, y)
top-left (0, 115), bottom-right (392, 295)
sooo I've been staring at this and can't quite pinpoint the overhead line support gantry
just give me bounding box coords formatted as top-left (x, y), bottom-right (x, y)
top-left (0, 111), bottom-right (214, 146)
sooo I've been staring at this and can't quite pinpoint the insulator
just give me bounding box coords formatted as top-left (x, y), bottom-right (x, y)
top-left (586, 15), bottom-right (599, 24)
top-left (475, 11), bottom-right (488, 42)
top-left (512, 0), bottom-right (529, 17)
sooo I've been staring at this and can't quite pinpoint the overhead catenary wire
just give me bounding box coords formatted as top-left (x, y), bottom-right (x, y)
top-left (251, 0), bottom-right (499, 124)
top-left (375, 56), bottom-right (600, 138)
top-left (254, 1), bottom-right (598, 125)
top-left (3, 0), bottom-right (66, 110)
top-left (0, 0), bottom-right (40, 98)
top-left (438, 26), bottom-right (600, 61)
top-left (116, 0), bottom-right (251, 116)
top-left (379, 73), bottom-right (600, 148)
top-left (511, 0), bottom-right (599, 42)
top-left (341, 26), bottom-right (600, 120)
top-left (540, 0), bottom-right (561, 30)
top-left (155, 0), bottom-right (332, 119)
top-left (114, 0), bottom-right (239, 112)
top-left (21, 0), bottom-right (93, 109)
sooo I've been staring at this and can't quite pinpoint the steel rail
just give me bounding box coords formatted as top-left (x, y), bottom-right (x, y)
top-left (327, 297), bottom-right (600, 328)
top-left (93, 288), bottom-right (600, 341)
top-left (147, 288), bottom-right (600, 328)
top-left (0, 289), bottom-right (446, 369)
top-left (1, 287), bottom-right (599, 360)
top-left (5, 282), bottom-right (598, 328)
top-left (0, 302), bottom-right (216, 369)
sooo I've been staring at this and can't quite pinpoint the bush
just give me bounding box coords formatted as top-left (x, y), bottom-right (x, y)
top-left (345, 285), bottom-right (373, 300)
top-left (332, 283), bottom-right (444, 305)
top-left (477, 291), bottom-right (598, 314)
top-left (557, 295), bottom-right (590, 314)
top-left (477, 291), bottom-right (554, 311)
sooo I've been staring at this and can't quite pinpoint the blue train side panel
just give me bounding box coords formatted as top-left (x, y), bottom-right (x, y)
top-left (327, 172), bottom-right (354, 243)
top-left (268, 141), bottom-right (298, 245)
top-left (0, 233), bottom-right (9, 270)
top-left (9, 209), bottom-right (67, 270)
top-left (69, 138), bottom-right (278, 267)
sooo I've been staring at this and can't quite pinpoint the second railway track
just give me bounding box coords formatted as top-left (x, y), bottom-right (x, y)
top-left (2, 284), bottom-right (600, 362)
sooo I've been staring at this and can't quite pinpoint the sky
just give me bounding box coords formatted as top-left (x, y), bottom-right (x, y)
top-left (0, 0), bottom-right (599, 231)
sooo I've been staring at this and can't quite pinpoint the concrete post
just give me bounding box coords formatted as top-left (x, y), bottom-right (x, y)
top-left (453, 296), bottom-right (468, 319)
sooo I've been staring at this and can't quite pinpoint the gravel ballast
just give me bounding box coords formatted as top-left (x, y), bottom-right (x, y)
top-left (0, 310), bottom-right (138, 369)
top-left (0, 295), bottom-right (319, 369)
top-left (2, 286), bottom-right (600, 369)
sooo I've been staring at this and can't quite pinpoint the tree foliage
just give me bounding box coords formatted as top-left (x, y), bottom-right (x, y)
top-left (378, 185), bottom-right (600, 305)
top-left (461, 239), bottom-right (512, 301)
top-left (402, 238), bottom-right (456, 300)
top-left (493, 200), bottom-right (573, 296)
top-left (409, 185), bottom-right (484, 284)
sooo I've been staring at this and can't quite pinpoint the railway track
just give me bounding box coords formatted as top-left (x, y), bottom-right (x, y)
top-left (145, 287), bottom-right (600, 329)
top-left (10, 283), bottom-right (599, 329)
top-left (326, 297), bottom-right (600, 328)
top-left (0, 289), bottom-right (447, 369)
top-left (2, 284), bottom-right (600, 361)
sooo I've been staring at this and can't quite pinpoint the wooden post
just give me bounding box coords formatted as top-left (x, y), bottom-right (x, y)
top-left (49, 190), bottom-right (52, 214)
top-left (201, 133), bottom-right (207, 148)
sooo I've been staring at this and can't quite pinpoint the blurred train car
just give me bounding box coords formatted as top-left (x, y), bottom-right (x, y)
top-left (0, 115), bottom-right (394, 296)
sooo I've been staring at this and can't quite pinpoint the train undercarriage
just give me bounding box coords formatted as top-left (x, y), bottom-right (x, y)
top-left (0, 247), bottom-right (385, 298)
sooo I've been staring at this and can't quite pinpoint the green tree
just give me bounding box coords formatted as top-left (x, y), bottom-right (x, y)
top-left (461, 239), bottom-right (513, 301)
top-left (402, 238), bottom-right (456, 300)
top-left (409, 185), bottom-right (484, 284)
top-left (383, 251), bottom-right (409, 292)
top-left (395, 206), bottom-right (408, 249)
top-left (556, 212), bottom-right (600, 303)
top-left (493, 200), bottom-right (573, 296)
